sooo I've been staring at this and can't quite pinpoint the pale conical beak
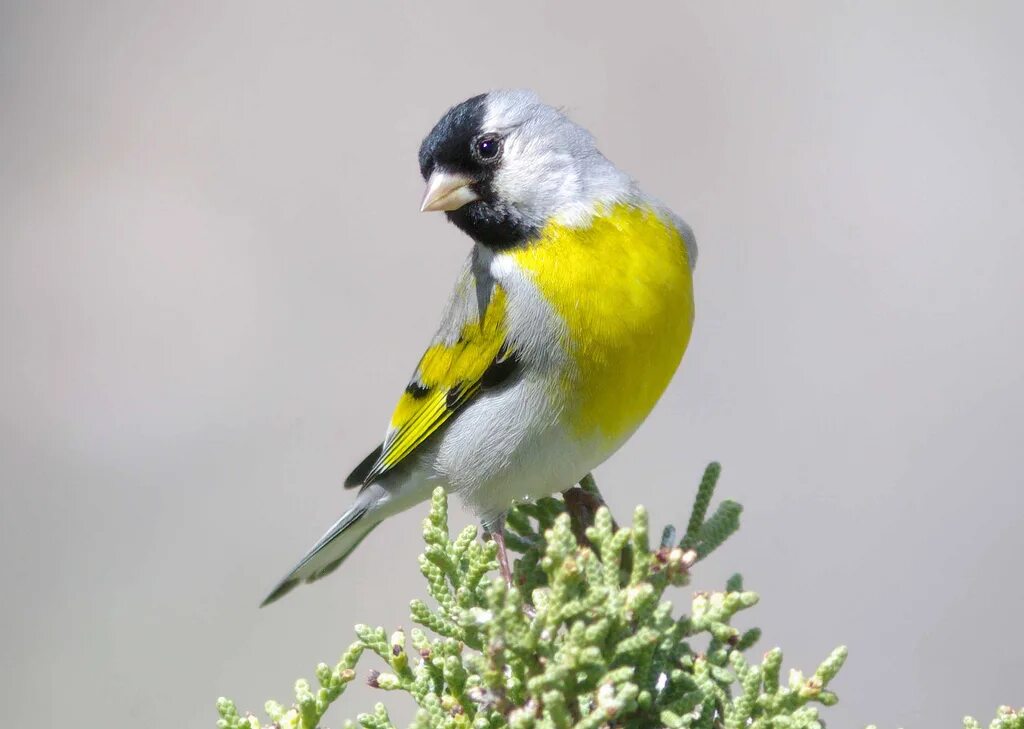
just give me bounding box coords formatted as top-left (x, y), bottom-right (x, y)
top-left (420, 170), bottom-right (480, 212)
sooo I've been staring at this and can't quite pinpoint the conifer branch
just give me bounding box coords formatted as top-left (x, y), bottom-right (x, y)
top-left (216, 465), bottom-right (1017, 729)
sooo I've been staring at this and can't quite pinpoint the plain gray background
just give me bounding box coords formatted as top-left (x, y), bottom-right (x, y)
top-left (2, 1), bottom-right (1021, 726)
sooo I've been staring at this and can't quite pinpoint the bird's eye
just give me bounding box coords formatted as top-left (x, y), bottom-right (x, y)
top-left (473, 135), bottom-right (502, 163)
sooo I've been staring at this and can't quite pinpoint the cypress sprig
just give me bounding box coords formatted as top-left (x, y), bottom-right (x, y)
top-left (216, 465), bottom-right (1013, 728)
top-left (962, 707), bottom-right (1024, 729)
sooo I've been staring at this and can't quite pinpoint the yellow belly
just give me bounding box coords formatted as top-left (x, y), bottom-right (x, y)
top-left (512, 204), bottom-right (694, 442)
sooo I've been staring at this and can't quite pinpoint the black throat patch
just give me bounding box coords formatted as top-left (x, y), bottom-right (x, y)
top-left (419, 94), bottom-right (541, 250)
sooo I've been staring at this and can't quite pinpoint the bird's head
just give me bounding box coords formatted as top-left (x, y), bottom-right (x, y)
top-left (418, 89), bottom-right (632, 249)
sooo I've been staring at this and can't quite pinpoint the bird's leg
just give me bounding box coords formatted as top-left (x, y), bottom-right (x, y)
top-left (484, 515), bottom-right (514, 587)
top-left (491, 529), bottom-right (514, 587)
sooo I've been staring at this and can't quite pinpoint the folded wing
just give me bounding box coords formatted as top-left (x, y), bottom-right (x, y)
top-left (346, 265), bottom-right (519, 489)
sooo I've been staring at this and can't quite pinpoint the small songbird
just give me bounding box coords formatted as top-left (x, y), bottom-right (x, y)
top-left (262, 90), bottom-right (697, 606)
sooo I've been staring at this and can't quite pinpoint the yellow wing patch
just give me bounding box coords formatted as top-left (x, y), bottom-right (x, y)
top-left (359, 286), bottom-right (511, 484)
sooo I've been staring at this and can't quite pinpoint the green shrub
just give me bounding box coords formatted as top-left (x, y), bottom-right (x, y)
top-left (216, 464), bottom-right (1019, 729)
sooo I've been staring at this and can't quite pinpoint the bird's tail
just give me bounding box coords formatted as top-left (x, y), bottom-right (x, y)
top-left (261, 483), bottom-right (408, 606)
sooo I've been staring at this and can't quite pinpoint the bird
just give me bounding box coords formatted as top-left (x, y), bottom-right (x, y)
top-left (261, 89), bottom-right (697, 606)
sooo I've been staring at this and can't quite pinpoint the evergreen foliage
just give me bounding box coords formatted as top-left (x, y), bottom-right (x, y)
top-left (216, 465), bottom-right (1018, 728)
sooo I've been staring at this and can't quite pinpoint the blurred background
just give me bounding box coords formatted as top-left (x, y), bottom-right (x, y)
top-left (2, 1), bottom-right (1022, 726)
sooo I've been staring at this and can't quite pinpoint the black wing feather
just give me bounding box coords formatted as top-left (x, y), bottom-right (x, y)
top-left (344, 443), bottom-right (384, 489)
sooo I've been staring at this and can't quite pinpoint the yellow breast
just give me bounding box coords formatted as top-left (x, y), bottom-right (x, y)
top-left (512, 204), bottom-right (694, 442)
